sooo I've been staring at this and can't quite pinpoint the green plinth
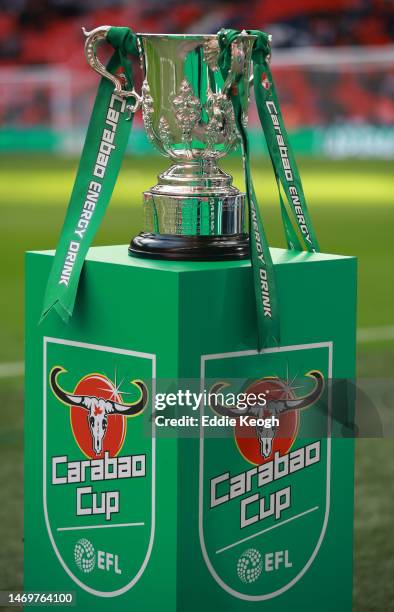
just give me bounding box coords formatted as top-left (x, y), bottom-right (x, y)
top-left (25, 245), bottom-right (357, 611)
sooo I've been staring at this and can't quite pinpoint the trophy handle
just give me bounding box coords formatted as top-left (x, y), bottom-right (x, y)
top-left (248, 34), bottom-right (272, 89)
top-left (221, 34), bottom-right (248, 95)
top-left (82, 25), bottom-right (142, 113)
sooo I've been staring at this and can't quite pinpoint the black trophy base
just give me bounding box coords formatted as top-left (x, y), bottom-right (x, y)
top-left (129, 233), bottom-right (250, 261)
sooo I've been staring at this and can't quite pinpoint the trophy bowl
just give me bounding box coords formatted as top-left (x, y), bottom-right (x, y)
top-left (85, 29), bottom-right (256, 260)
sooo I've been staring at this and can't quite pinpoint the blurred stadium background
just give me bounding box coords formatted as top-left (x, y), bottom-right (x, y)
top-left (0, 0), bottom-right (393, 610)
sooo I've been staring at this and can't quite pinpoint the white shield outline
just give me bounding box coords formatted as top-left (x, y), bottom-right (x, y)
top-left (199, 341), bottom-right (332, 601)
top-left (43, 336), bottom-right (156, 598)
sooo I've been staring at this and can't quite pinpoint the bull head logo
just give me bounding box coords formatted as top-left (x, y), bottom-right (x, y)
top-left (210, 371), bottom-right (324, 460)
top-left (50, 366), bottom-right (148, 456)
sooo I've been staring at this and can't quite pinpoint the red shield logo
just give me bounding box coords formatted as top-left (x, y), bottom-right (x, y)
top-left (210, 371), bottom-right (324, 466)
top-left (235, 378), bottom-right (299, 465)
top-left (50, 366), bottom-right (148, 459)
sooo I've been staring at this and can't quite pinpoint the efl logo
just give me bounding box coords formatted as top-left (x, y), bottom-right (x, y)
top-left (237, 549), bottom-right (262, 584)
top-left (237, 548), bottom-right (293, 583)
top-left (74, 538), bottom-right (122, 575)
top-left (74, 538), bottom-right (95, 574)
top-left (211, 371), bottom-right (324, 465)
top-left (50, 366), bottom-right (148, 458)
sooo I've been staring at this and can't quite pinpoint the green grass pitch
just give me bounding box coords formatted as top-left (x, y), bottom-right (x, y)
top-left (0, 154), bottom-right (393, 611)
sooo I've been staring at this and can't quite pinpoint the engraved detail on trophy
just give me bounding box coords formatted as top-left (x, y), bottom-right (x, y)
top-left (204, 92), bottom-right (238, 155)
top-left (229, 114), bottom-right (240, 147)
top-left (158, 117), bottom-right (171, 152)
top-left (205, 94), bottom-right (225, 151)
top-left (141, 80), bottom-right (154, 142)
top-left (172, 79), bottom-right (202, 149)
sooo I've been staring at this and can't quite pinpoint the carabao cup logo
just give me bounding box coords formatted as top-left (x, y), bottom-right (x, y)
top-left (43, 339), bottom-right (155, 597)
top-left (50, 366), bottom-right (148, 458)
top-left (210, 371), bottom-right (324, 465)
top-left (200, 346), bottom-right (332, 602)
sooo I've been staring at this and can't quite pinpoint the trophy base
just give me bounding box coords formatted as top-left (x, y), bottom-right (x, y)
top-left (130, 160), bottom-right (249, 260)
top-left (129, 233), bottom-right (249, 261)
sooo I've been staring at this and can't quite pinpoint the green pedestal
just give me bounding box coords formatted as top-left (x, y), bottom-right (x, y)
top-left (25, 246), bottom-right (357, 611)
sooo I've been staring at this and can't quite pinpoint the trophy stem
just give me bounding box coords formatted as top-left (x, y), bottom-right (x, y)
top-left (129, 159), bottom-right (249, 261)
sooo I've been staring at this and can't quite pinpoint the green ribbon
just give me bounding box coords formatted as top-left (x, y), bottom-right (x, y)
top-left (218, 30), bottom-right (280, 350)
top-left (41, 27), bottom-right (138, 323)
top-left (249, 29), bottom-right (320, 253)
top-left (218, 29), bottom-right (320, 349)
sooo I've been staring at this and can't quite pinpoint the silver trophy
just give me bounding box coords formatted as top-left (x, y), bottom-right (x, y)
top-left (84, 28), bottom-right (256, 260)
